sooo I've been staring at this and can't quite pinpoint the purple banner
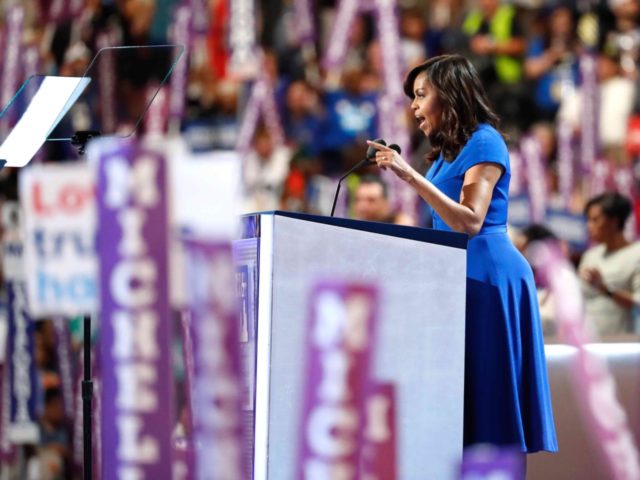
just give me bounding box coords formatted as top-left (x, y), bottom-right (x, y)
top-left (297, 281), bottom-right (378, 480)
top-left (0, 5), bottom-right (24, 137)
top-left (52, 318), bottom-right (76, 420)
top-left (169, 6), bottom-right (192, 124)
top-left (96, 139), bottom-right (174, 479)
top-left (97, 31), bottom-right (118, 135)
top-left (361, 383), bottom-right (397, 479)
top-left (189, 0), bottom-right (210, 35)
top-left (229, 0), bottom-right (258, 77)
top-left (521, 135), bottom-right (548, 223)
top-left (508, 150), bottom-right (524, 196)
top-left (6, 281), bottom-right (39, 444)
top-left (323, 0), bottom-right (359, 71)
top-left (173, 435), bottom-right (194, 480)
top-left (556, 118), bottom-right (574, 210)
top-left (144, 85), bottom-right (169, 137)
top-left (236, 71), bottom-right (285, 153)
top-left (183, 238), bottom-right (245, 480)
top-left (2, 209), bottom-right (39, 445)
top-left (45, 0), bottom-right (85, 22)
top-left (579, 53), bottom-right (599, 174)
top-left (179, 310), bottom-right (194, 438)
top-left (614, 166), bottom-right (637, 239)
top-left (588, 159), bottom-right (611, 198)
top-left (294, 0), bottom-right (316, 45)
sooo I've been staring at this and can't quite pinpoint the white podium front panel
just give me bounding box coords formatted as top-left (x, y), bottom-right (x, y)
top-left (254, 213), bottom-right (467, 479)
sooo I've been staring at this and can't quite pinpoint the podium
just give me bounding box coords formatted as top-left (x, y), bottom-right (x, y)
top-left (237, 211), bottom-right (468, 479)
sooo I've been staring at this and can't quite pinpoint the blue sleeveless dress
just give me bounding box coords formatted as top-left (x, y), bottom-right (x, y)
top-left (426, 124), bottom-right (558, 453)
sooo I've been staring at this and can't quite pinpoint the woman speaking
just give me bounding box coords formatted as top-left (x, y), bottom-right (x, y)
top-left (367, 54), bottom-right (558, 458)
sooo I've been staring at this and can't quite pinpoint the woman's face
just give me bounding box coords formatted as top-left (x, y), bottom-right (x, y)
top-left (411, 72), bottom-right (443, 136)
top-left (586, 204), bottom-right (617, 243)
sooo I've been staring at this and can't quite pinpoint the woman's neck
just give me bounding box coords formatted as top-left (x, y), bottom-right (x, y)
top-left (604, 233), bottom-right (629, 253)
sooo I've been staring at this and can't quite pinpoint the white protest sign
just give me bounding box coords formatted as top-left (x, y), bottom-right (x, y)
top-left (20, 163), bottom-right (97, 317)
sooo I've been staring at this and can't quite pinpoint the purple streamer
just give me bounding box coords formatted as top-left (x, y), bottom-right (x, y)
top-left (589, 159), bottom-right (610, 198)
top-left (6, 281), bottom-right (39, 444)
top-left (52, 318), bottom-right (76, 420)
top-left (556, 118), bottom-right (575, 210)
top-left (236, 72), bottom-right (285, 154)
top-left (96, 139), bottom-right (174, 479)
top-left (229, 0), bottom-right (257, 76)
top-left (614, 166), bottom-right (636, 239)
top-left (294, 0), bottom-right (315, 45)
top-left (323, 0), bottom-right (360, 70)
top-left (169, 6), bottom-right (192, 123)
top-left (179, 310), bottom-right (195, 438)
top-left (0, 5), bottom-right (24, 137)
top-left (297, 281), bottom-right (378, 479)
top-left (189, 0), bottom-right (210, 35)
top-left (97, 32), bottom-right (118, 135)
top-left (509, 150), bottom-right (524, 196)
top-left (183, 238), bottom-right (245, 480)
top-left (579, 53), bottom-right (599, 174)
top-left (521, 135), bottom-right (548, 223)
top-left (144, 85), bottom-right (168, 137)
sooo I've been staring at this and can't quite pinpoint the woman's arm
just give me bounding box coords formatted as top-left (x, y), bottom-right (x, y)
top-left (367, 140), bottom-right (503, 236)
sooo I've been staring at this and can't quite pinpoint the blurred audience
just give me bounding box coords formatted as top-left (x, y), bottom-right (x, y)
top-left (462, 0), bottom-right (529, 133)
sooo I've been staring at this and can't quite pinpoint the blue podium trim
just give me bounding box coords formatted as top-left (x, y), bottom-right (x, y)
top-left (245, 210), bottom-right (468, 250)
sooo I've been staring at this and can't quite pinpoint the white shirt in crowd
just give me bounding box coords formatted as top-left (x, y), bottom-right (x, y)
top-left (578, 242), bottom-right (640, 335)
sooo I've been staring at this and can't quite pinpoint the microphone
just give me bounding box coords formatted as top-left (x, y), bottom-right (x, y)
top-left (330, 138), bottom-right (385, 217)
top-left (329, 139), bottom-right (401, 217)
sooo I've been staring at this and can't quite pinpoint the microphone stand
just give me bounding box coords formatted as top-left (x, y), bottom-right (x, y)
top-left (72, 130), bottom-right (101, 480)
top-left (330, 157), bottom-right (372, 217)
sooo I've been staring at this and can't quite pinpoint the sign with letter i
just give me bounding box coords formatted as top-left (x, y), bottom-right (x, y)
top-left (93, 138), bottom-right (174, 479)
top-left (297, 281), bottom-right (378, 480)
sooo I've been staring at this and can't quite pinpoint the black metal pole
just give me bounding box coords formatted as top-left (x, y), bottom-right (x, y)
top-left (82, 314), bottom-right (93, 480)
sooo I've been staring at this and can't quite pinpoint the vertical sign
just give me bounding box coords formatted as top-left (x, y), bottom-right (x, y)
top-left (2, 203), bottom-right (39, 444)
top-left (297, 282), bottom-right (378, 479)
top-left (361, 383), bottom-right (397, 479)
top-left (184, 238), bottom-right (245, 480)
top-left (94, 138), bottom-right (174, 479)
top-left (20, 163), bottom-right (97, 317)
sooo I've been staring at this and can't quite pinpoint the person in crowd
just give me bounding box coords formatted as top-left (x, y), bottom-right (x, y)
top-left (524, 4), bottom-right (581, 123)
top-left (558, 44), bottom-right (637, 165)
top-left (579, 192), bottom-right (640, 335)
top-left (242, 125), bottom-right (292, 213)
top-left (461, 0), bottom-right (529, 134)
top-left (605, 0), bottom-right (640, 79)
top-left (352, 175), bottom-right (414, 225)
top-left (367, 55), bottom-right (557, 459)
top-left (317, 67), bottom-right (379, 175)
top-left (282, 80), bottom-right (322, 156)
top-left (399, 7), bottom-right (428, 69)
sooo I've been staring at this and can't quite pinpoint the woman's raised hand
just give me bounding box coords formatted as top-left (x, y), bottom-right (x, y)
top-left (366, 140), bottom-right (415, 182)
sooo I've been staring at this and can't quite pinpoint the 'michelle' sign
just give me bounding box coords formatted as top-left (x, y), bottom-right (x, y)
top-left (19, 163), bottom-right (97, 317)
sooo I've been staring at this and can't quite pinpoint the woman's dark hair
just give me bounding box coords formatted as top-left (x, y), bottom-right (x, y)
top-left (584, 192), bottom-right (632, 231)
top-left (403, 54), bottom-right (500, 162)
